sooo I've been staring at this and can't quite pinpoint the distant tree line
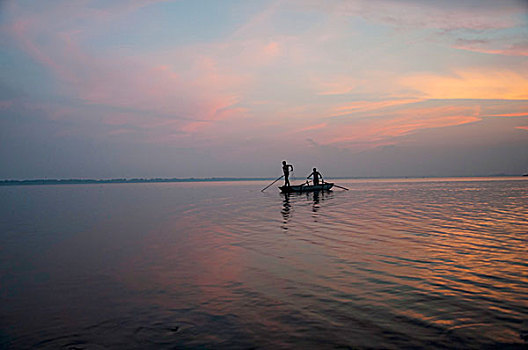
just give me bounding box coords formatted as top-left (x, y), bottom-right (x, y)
top-left (0, 177), bottom-right (272, 186)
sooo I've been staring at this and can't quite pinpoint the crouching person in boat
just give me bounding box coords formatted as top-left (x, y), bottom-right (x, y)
top-left (282, 160), bottom-right (294, 187)
top-left (307, 168), bottom-right (323, 186)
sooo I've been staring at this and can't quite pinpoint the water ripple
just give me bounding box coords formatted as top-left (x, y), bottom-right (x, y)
top-left (1, 178), bottom-right (527, 348)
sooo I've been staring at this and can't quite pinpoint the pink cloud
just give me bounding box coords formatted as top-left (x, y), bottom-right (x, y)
top-left (230, 1), bottom-right (280, 38)
top-left (312, 76), bottom-right (358, 96)
top-left (180, 121), bottom-right (209, 134)
top-left (4, 7), bottom-right (258, 145)
top-left (210, 38), bottom-right (285, 68)
top-left (0, 101), bottom-right (13, 109)
top-left (107, 128), bottom-right (136, 136)
top-left (9, 19), bottom-right (77, 83)
top-left (330, 99), bottom-right (423, 117)
top-left (5, 1), bottom-right (253, 126)
top-left (329, 114), bottom-right (480, 145)
top-left (484, 112), bottom-right (528, 118)
top-left (320, 104), bottom-right (482, 146)
top-left (263, 41), bottom-right (280, 57)
top-left (454, 40), bottom-right (528, 57)
top-left (4, 0), bottom-right (526, 155)
top-left (299, 123), bottom-right (327, 132)
top-left (102, 113), bottom-right (138, 126)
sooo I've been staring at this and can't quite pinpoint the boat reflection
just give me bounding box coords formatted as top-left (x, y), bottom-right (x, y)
top-left (281, 190), bottom-right (334, 229)
top-left (281, 192), bottom-right (292, 229)
top-left (312, 190), bottom-right (320, 212)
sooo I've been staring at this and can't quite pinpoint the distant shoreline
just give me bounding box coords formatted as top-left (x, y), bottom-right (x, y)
top-left (0, 175), bottom-right (525, 186)
top-left (0, 177), bottom-right (270, 186)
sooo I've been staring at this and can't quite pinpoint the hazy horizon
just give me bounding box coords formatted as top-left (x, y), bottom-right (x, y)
top-left (1, 0), bottom-right (527, 179)
top-left (1, 174), bottom-right (526, 184)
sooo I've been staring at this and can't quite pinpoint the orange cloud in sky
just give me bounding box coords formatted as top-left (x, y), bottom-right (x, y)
top-left (476, 101), bottom-right (528, 119)
top-left (453, 40), bottom-right (528, 57)
top-left (484, 112), bottom-right (528, 117)
top-left (323, 105), bottom-right (481, 145)
top-left (263, 41), bottom-right (280, 57)
top-left (371, 114), bottom-right (480, 139)
top-left (300, 123), bottom-right (327, 132)
top-left (5, 0), bottom-right (527, 156)
top-left (516, 126), bottom-right (528, 131)
top-left (455, 45), bottom-right (528, 57)
top-left (330, 99), bottom-right (423, 117)
top-left (401, 70), bottom-right (528, 100)
top-left (329, 115), bottom-right (480, 144)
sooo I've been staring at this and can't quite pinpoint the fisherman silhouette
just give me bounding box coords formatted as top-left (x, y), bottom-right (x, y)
top-left (307, 167), bottom-right (323, 186)
top-left (282, 161), bottom-right (294, 187)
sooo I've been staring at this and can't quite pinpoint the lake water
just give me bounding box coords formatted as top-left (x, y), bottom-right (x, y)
top-left (1, 177), bottom-right (527, 349)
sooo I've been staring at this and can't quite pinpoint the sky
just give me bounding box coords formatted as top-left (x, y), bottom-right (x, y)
top-left (0, 0), bottom-right (527, 179)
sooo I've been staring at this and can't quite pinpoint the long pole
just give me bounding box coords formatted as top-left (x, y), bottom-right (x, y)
top-left (261, 175), bottom-right (284, 192)
top-left (333, 184), bottom-right (349, 191)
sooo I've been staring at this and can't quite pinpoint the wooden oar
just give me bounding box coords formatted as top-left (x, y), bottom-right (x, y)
top-left (261, 175), bottom-right (284, 192)
top-left (333, 184), bottom-right (349, 191)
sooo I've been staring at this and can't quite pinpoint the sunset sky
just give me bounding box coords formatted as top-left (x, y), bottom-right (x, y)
top-left (1, 0), bottom-right (527, 179)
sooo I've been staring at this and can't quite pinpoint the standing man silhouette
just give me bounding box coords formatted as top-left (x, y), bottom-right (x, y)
top-left (282, 160), bottom-right (294, 187)
top-left (307, 167), bottom-right (323, 186)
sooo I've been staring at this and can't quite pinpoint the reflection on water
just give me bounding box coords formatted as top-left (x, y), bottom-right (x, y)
top-left (312, 190), bottom-right (320, 211)
top-left (281, 193), bottom-right (291, 228)
top-left (282, 190), bottom-right (334, 227)
top-left (0, 178), bottom-right (527, 349)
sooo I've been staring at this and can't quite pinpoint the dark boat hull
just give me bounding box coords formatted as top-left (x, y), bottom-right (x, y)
top-left (279, 183), bottom-right (334, 193)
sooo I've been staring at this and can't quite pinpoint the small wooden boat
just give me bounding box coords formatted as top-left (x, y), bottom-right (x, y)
top-left (279, 182), bottom-right (334, 193)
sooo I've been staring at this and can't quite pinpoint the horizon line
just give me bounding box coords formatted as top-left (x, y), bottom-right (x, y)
top-left (1, 174), bottom-right (525, 186)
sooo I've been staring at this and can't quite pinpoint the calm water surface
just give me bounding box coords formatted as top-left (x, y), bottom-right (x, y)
top-left (1, 178), bottom-right (527, 349)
